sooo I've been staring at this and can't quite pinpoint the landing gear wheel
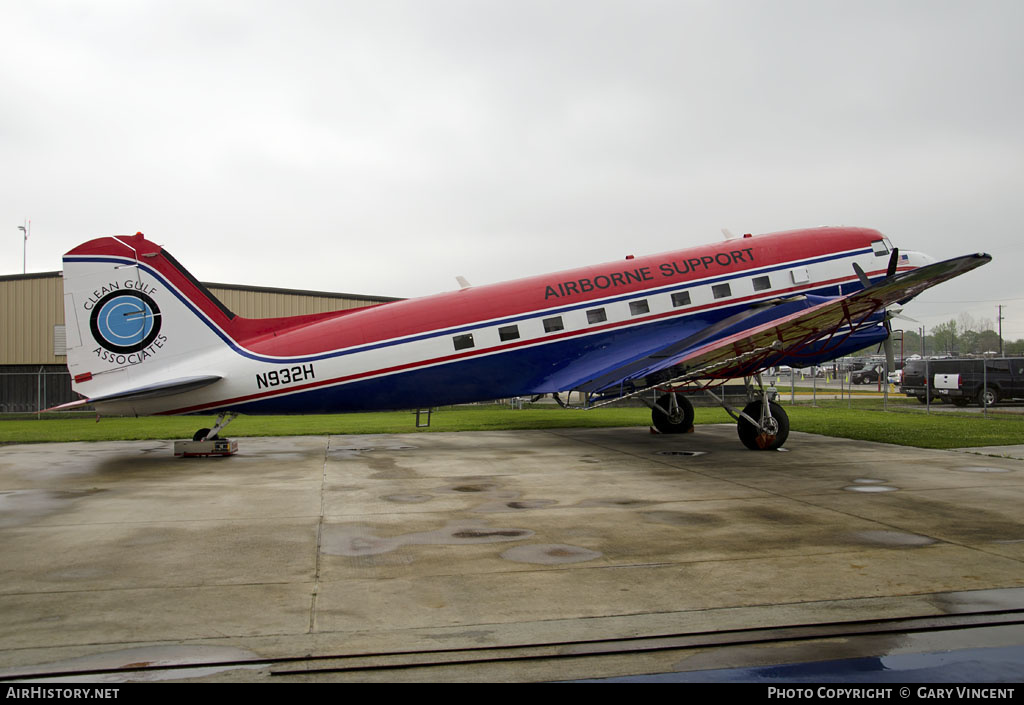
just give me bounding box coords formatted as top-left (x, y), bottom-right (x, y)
top-left (737, 400), bottom-right (789, 451)
top-left (651, 393), bottom-right (695, 434)
top-left (193, 428), bottom-right (218, 442)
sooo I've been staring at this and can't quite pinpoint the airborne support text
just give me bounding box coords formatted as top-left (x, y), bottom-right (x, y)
top-left (543, 248), bottom-right (756, 300)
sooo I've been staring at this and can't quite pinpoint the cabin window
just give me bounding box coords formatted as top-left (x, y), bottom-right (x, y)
top-left (453, 333), bottom-right (475, 350)
top-left (671, 291), bottom-right (691, 307)
top-left (712, 283), bottom-right (732, 299)
top-left (543, 316), bottom-right (564, 333)
top-left (629, 300), bottom-right (650, 316)
top-left (752, 275), bottom-right (771, 292)
top-left (587, 308), bottom-right (607, 324)
top-left (498, 325), bottom-right (520, 341)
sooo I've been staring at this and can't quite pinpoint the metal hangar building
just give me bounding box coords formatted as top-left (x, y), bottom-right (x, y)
top-left (0, 271), bottom-right (399, 413)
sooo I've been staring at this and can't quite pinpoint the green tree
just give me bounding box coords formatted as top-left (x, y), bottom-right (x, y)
top-left (931, 320), bottom-right (958, 355)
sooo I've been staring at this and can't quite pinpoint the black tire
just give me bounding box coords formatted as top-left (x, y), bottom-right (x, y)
top-left (651, 393), bottom-right (695, 434)
top-left (916, 395), bottom-right (929, 405)
top-left (737, 400), bottom-right (789, 451)
top-left (192, 428), bottom-right (218, 442)
top-left (978, 387), bottom-right (999, 407)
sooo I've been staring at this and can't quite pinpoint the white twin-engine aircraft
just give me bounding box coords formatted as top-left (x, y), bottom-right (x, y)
top-left (56, 227), bottom-right (989, 450)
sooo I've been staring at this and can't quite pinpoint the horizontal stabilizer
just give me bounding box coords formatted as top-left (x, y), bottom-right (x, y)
top-left (46, 375), bottom-right (222, 411)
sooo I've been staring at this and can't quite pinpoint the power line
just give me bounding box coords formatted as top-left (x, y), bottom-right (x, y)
top-left (911, 297), bottom-right (1024, 304)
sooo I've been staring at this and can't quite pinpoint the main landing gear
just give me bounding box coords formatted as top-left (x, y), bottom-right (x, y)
top-left (646, 376), bottom-right (790, 451)
top-left (650, 393), bottom-right (695, 434)
top-left (735, 399), bottom-right (789, 451)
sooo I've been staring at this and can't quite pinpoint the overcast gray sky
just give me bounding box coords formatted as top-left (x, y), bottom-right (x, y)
top-left (4, 0), bottom-right (1023, 339)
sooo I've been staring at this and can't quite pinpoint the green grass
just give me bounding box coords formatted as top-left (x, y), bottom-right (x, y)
top-left (1, 402), bottom-right (1021, 449)
top-left (0, 406), bottom-right (661, 444)
top-left (782, 404), bottom-right (1023, 449)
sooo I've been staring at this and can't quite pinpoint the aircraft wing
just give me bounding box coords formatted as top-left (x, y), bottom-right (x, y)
top-left (46, 375), bottom-right (223, 412)
top-left (575, 252), bottom-right (990, 399)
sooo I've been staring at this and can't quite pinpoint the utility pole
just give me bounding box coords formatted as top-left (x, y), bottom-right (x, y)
top-left (997, 305), bottom-right (1005, 357)
top-left (17, 220), bottom-right (30, 274)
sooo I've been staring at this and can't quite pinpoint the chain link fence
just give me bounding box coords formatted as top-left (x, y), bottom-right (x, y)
top-left (0, 367), bottom-right (78, 414)
top-left (2, 362), bottom-right (1021, 423)
top-left (770, 358), bottom-right (1024, 422)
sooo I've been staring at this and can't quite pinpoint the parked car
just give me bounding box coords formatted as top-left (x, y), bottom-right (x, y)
top-left (851, 363), bottom-right (885, 385)
top-left (900, 357), bottom-right (1024, 406)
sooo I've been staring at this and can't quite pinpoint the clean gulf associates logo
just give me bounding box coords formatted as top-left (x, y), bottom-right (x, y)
top-left (86, 284), bottom-right (168, 364)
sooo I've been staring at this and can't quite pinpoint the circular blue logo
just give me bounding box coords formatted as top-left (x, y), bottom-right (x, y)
top-left (89, 290), bottom-right (162, 354)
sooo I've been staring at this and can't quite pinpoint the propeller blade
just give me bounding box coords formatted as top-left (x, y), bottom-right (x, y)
top-left (887, 247), bottom-right (900, 278)
top-left (853, 262), bottom-right (871, 289)
top-left (891, 310), bottom-right (919, 323)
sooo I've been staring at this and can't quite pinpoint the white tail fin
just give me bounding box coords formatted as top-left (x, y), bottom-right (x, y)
top-left (62, 233), bottom-right (234, 403)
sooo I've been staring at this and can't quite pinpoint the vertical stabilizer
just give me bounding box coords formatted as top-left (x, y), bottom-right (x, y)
top-left (62, 233), bottom-right (233, 403)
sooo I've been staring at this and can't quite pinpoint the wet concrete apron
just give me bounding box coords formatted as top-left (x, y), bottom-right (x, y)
top-left (1, 426), bottom-right (1022, 681)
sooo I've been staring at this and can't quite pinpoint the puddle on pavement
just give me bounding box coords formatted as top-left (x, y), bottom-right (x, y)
top-left (328, 444), bottom-right (418, 455)
top-left (440, 482), bottom-right (503, 494)
top-left (321, 520), bottom-right (534, 556)
top-left (384, 479), bottom-right (559, 512)
top-left (852, 530), bottom-right (938, 547)
top-left (0, 489), bottom-right (104, 528)
top-left (641, 510), bottom-right (725, 527)
top-left (844, 478), bottom-right (898, 492)
top-left (578, 498), bottom-right (657, 508)
top-left (382, 494), bottom-right (433, 503)
top-left (501, 543), bottom-right (602, 565)
top-left (473, 499), bottom-right (559, 513)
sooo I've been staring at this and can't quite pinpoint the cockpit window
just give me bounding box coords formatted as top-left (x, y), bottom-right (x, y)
top-left (871, 239), bottom-right (890, 257)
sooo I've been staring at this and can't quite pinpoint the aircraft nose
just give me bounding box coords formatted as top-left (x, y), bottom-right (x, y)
top-left (902, 250), bottom-right (936, 268)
